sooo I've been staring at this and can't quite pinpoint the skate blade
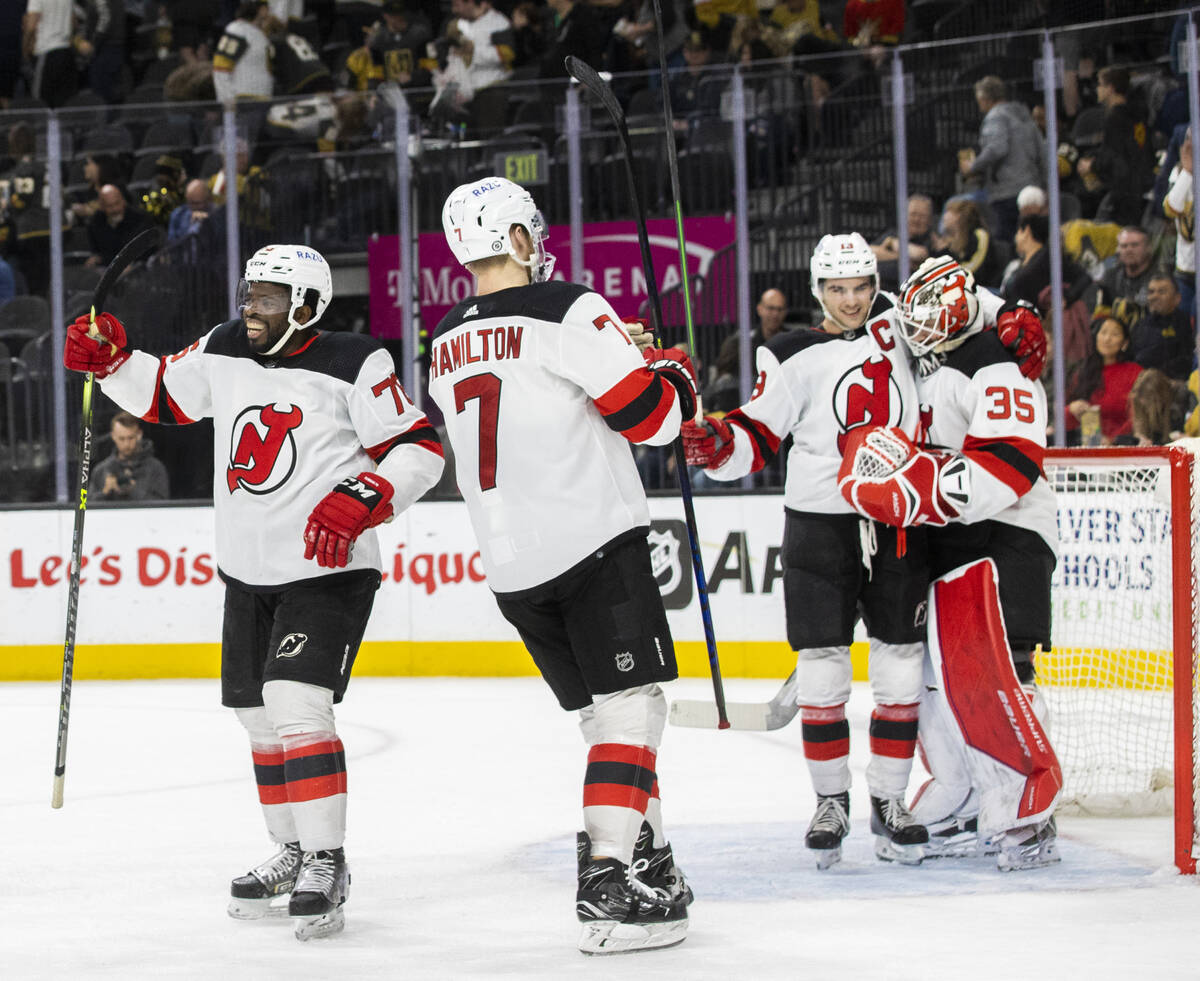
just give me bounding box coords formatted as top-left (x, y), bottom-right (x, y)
top-left (808, 844), bottom-right (843, 871)
top-left (922, 832), bottom-right (982, 860)
top-left (227, 894), bottom-right (291, 920)
top-left (874, 838), bottom-right (925, 866)
top-left (293, 906), bottom-right (345, 941)
top-left (578, 917), bottom-right (688, 955)
top-left (997, 840), bottom-right (1060, 872)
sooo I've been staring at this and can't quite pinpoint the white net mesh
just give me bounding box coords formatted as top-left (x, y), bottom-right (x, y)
top-left (1041, 449), bottom-right (1198, 839)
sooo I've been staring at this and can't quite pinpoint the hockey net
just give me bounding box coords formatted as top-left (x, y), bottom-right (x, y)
top-left (1041, 445), bottom-right (1199, 873)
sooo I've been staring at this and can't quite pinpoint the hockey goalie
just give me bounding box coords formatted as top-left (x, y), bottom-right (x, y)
top-left (838, 257), bottom-right (1063, 871)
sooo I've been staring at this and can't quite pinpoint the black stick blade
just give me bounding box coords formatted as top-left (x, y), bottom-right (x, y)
top-left (564, 56), bottom-right (625, 126)
top-left (92, 227), bottom-right (159, 311)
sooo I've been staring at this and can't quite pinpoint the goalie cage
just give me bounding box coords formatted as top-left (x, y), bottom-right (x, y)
top-left (1043, 445), bottom-right (1200, 873)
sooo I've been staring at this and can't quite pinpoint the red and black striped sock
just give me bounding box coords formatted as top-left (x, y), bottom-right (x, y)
top-left (800, 704), bottom-right (851, 797)
top-left (582, 743), bottom-right (657, 863)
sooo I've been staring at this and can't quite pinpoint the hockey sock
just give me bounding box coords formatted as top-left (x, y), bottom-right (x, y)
top-left (250, 738), bottom-right (299, 844)
top-left (644, 788), bottom-right (666, 849)
top-left (583, 743), bottom-right (656, 863)
top-left (281, 731), bottom-right (348, 852)
top-left (866, 703), bottom-right (920, 798)
top-left (800, 704), bottom-right (851, 796)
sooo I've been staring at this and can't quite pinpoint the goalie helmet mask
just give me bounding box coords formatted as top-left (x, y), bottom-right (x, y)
top-left (898, 256), bottom-right (981, 357)
top-left (442, 176), bottom-right (556, 283)
top-left (239, 244), bottom-right (333, 356)
top-left (810, 232), bottom-right (878, 331)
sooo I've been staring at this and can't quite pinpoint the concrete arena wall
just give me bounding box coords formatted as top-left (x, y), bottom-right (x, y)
top-left (0, 495), bottom-right (872, 682)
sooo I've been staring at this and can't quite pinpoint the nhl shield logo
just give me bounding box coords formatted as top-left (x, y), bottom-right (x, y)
top-left (615, 651), bottom-right (635, 672)
top-left (648, 519), bottom-right (693, 610)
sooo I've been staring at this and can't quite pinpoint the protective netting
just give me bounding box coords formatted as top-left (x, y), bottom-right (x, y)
top-left (1040, 449), bottom-right (1198, 836)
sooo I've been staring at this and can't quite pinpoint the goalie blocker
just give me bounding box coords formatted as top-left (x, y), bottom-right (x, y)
top-left (915, 558), bottom-right (1062, 842)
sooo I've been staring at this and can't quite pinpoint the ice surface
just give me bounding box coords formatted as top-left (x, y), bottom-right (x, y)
top-left (3, 677), bottom-right (1198, 979)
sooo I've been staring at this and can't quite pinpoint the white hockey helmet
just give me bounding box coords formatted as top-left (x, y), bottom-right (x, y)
top-left (810, 233), bottom-right (878, 328)
top-left (239, 244), bottom-right (333, 355)
top-left (442, 176), bottom-right (555, 283)
top-left (897, 255), bottom-right (981, 356)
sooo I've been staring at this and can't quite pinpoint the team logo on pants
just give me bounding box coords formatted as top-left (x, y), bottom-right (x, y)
top-left (276, 633), bottom-right (309, 658)
top-left (226, 404), bottom-right (304, 494)
top-left (649, 520), bottom-right (693, 610)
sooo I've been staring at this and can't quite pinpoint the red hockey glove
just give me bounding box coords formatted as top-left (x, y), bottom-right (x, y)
top-left (837, 425), bottom-right (970, 527)
top-left (63, 312), bottom-right (130, 378)
top-left (622, 316), bottom-right (655, 352)
top-left (681, 414), bottom-right (735, 468)
top-left (303, 472), bottom-right (395, 568)
top-left (643, 345), bottom-right (698, 420)
top-left (996, 301), bottom-right (1046, 380)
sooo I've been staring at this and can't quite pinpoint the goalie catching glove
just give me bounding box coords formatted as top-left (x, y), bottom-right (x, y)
top-left (838, 425), bottom-right (970, 527)
top-left (995, 300), bottom-right (1046, 380)
top-left (643, 346), bottom-right (698, 421)
top-left (304, 472), bottom-right (394, 568)
top-left (62, 312), bottom-right (130, 378)
top-left (681, 414), bottom-right (735, 469)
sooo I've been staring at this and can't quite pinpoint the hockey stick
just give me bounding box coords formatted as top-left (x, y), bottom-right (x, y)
top-left (668, 670), bottom-right (800, 731)
top-left (565, 56), bottom-right (729, 729)
top-left (53, 227), bottom-right (158, 809)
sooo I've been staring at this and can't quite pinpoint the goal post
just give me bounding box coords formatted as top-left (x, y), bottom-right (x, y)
top-left (1042, 445), bottom-right (1198, 874)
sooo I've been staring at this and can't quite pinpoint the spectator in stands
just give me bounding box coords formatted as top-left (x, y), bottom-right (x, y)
top-left (69, 153), bottom-right (128, 225)
top-left (768, 0), bottom-right (842, 101)
top-left (691, 0), bottom-right (755, 54)
top-left (1067, 315), bottom-right (1142, 445)
top-left (607, 0), bottom-right (687, 80)
top-left (0, 253), bottom-right (15, 305)
top-left (1076, 66), bottom-right (1154, 228)
top-left (85, 184), bottom-right (154, 267)
top-left (1096, 225), bottom-right (1155, 323)
top-left (706, 287), bottom-right (788, 412)
top-left (670, 31), bottom-right (724, 127)
top-left (431, 0), bottom-right (514, 125)
top-left (265, 14), bottom-right (333, 95)
top-left (345, 0), bottom-right (433, 93)
top-left (959, 76), bottom-right (1043, 243)
top-left (166, 0), bottom-right (221, 65)
top-left (93, 411), bottom-right (170, 501)
top-left (0, 3), bottom-right (21, 111)
top-left (164, 59), bottom-right (218, 102)
top-left (933, 197), bottom-right (1006, 289)
top-left (843, 0), bottom-right (904, 47)
top-left (22, 0), bottom-right (77, 108)
top-left (510, 2), bottom-right (549, 77)
top-left (77, 0), bottom-right (126, 104)
top-left (1003, 213), bottom-right (1092, 316)
top-left (1017, 185), bottom-right (1048, 217)
top-left (213, 1), bottom-right (273, 103)
top-left (871, 193), bottom-right (935, 290)
top-left (1114, 368), bottom-right (1179, 447)
top-left (166, 178), bottom-right (213, 245)
top-left (537, 0), bottom-right (604, 78)
top-left (1164, 126), bottom-right (1196, 316)
top-left (1131, 273), bottom-right (1194, 381)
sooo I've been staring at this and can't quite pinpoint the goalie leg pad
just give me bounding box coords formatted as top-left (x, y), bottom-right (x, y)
top-left (928, 560), bottom-right (1062, 838)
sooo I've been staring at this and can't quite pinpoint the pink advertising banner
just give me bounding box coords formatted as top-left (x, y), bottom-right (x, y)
top-left (368, 216), bottom-right (736, 340)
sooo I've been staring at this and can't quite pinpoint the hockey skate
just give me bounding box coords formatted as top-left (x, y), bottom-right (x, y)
top-left (228, 841), bottom-right (302, 919)
top-left (996, 817), bottom-right (1060, 872)
top-left (633, 823), bottom-right (694, 906)
top-left (870, 796), bottom-right (927, 865)
top-left (804, 792), bottom-right (850, 870)
top-left (576, 849), bottom-right (689, 955)
top-left (922, 814), bottom-right (989, 859)
top-left (289, 847), bottom-right (350, 940)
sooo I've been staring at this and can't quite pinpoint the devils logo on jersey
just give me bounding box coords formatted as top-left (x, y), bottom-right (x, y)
top-left (832, 356), bottom-right (903, 453)
top-left (226, 404), bottom-right (304, 494)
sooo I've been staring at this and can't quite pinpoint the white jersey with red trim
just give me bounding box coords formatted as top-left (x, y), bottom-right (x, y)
top-left (98, 321), bottom-right (444, 587)
top-left (427, 280), bottom-right (684, 593)
top-left (918, 329), bottom-right (1057, 549)
top-left (704, 292), bottom-right (923, 514)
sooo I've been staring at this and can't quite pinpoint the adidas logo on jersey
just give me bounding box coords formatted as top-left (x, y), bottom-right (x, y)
top-left (463, 305), bottom-right (479, 318)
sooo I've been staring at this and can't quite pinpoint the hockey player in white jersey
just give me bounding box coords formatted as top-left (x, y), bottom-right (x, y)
top-left (682, 233), bottom-right (932, 868)
top-left (428, 177), bottom-right (696, 955)
top-left (62, 244), bottom-right (445, 938)
top-left (837, 256), bottom-right (1061, 870)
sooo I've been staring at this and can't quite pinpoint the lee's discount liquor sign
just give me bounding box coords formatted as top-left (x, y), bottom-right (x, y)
top-left (367, 216), bottom-right (736, 339)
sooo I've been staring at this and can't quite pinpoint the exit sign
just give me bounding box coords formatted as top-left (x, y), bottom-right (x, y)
top-left (493, 148), bottom-right (548, 186)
